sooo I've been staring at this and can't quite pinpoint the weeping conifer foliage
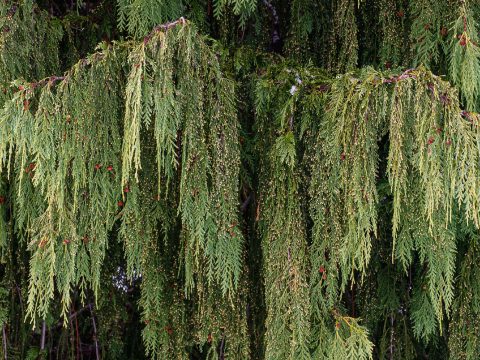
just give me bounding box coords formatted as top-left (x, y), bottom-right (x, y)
top-left (4, 0), bottom-right (480, 359)
top-left (0, 1), bottom-right (64, 358)
top-left (120, 20), bottom-right (247, 359)
top-left (0, 0), bottom-right (62, 104)
top-left (254, 62), bottom-right (480, 358)
top-left (116, 0), bottom-right (257, 38)
top-left (0, 9), bottom-right (247, 358)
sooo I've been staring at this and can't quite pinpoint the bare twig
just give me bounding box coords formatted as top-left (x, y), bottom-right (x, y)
top-left (89, 304), bottom-right (100, 360)
top-left (40, 321), bottom-right (46, 351)
top-left (219, 333), bottom-right (225, 360)
top-left (382, 68), bottom-right (417, 84)
top-left (262, 0), bottom-right (281, 51)
top-left (14, 284), bottom-right (23, 315)
top-left (240, 193), bottom-right (253, 212)
top-left (143, 17), bottom-right (187, 45)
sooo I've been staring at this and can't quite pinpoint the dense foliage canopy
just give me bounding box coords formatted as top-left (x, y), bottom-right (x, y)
top-left (1, 0), bottom-right (480, 359)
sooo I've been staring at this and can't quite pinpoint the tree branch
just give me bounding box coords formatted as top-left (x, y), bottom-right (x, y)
top-left (89, 304), bottom-right (100, 360)
top-left (143, 17), bottom-right (187, 45)
top-left (262, 0), bottom-right (282, 52)
top-left (40, 321), bottom-right (46, 351)
top-left (240, 192), bottom-right (253, 212)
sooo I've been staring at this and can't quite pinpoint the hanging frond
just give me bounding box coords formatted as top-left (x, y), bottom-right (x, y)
top-left (449, 0), bottom-right (480, 111)
top-left (117, 0), bottom-right (184, 38)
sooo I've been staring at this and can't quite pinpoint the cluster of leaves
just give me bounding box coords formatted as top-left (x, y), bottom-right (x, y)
top-left (0, 0), bottom-right (62, 105)
top-left (255, 65), bottom-right (315, 360)
top-left (117, 0), bottom-right (184, 38)
top-left (449, 0), bottom-right (480, 112)
top-left (120, 20), bottom-right (248, 359)
top-left (0, 10), bottom-right (248, 358)
top-left (254, 63), bottom-right (480, 358)
top-left (116, 0), bottom-right (257, 39)
top-left (213, 0), bottom-right (257, 27)
top-left (255, 64), bottom-right (375, 359)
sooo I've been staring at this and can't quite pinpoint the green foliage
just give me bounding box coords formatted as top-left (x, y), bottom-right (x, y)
top-left (4, 0), bottom-right (480, 359)
top-left (377, 0), bottom-right (405, 68)
top-left (254, 62), bottom-right (480, 358)
top-left (0, 14), bottom-right (246, 358)
top-left (117, 0), bottom-right (257, 38)
top-left (409, 0), bottom-right (445, 68)
top-left (213, 0), bottom-right (257, 27)
top-left (117, 0), bottom-right (184, 38)
top-left (255, 65), bottom-right (313, 360)
top-left (0, 0), bottom-right (62, 105)
top-left (327, 0), bottom-right (359, 72)
top-left (329, 316), bottom-right (374, 360)
top-left (449, 232), bottom-right (480, 360)
top-left (449, 0), bottom-right (480, 111)
top-left (14, 45), bottom-right (126, 323)
top-left (121, 20), bottom-right (244, 299)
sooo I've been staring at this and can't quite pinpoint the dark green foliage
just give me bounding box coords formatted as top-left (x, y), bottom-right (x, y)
top-left (2, 0), bottom-right (480, 359)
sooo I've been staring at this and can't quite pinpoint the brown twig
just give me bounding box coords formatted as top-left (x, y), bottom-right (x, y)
top-left (219, 333), bottom-right (225, 360)
top-left (382, 68), bottom-right (417, 84)
top-left (240, 192), bottom-right (253, 212)
top-left (143, 17), bottom-right (187, 45)
top-left (263, 0), bottom-right (281, 51)
top-left (40, 321), bottom-right (46, 351)
top-left (33, 76), bottom-right (65, 88)
top-left (89, 304), bottom-right (100, 360)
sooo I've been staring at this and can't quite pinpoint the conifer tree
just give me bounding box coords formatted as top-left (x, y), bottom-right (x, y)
top-left (2, 0), bottom-right (480, 359)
